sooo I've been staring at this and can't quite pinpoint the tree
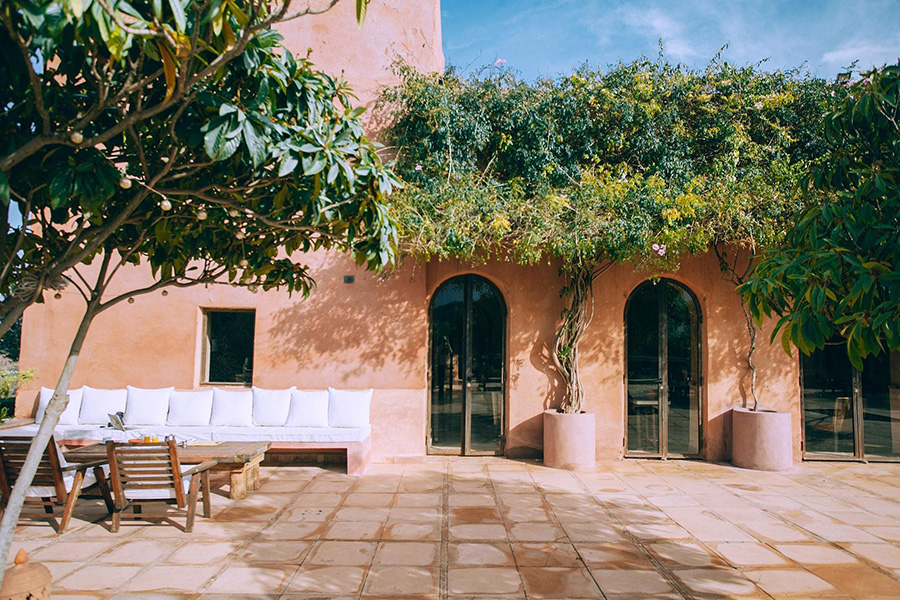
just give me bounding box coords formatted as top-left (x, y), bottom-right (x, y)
top-left (384, 57), bottom-right (835, 413)
top-left (0, 0), bottom-right (395, 583)
top-left (742, 63), bottom-right (900, 369)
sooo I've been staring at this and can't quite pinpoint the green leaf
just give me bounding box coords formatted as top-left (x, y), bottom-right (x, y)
top-left (355, 0), bottom-right (368, 27)
top-left (0, 170), bottom-right (9, 206)
top-left (242, 121), bottom-right (266, 168)
top-left (167, 0), bottom-right (186, 33)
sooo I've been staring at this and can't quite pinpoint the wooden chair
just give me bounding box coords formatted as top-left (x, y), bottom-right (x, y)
top-left (106, 438), bottom-right (216, 532)
top-left (0, 436), bottom-right (114, 532)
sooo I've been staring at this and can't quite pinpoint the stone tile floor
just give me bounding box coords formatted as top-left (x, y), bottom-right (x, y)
top-left (9, 458), bottom-right (900, 599)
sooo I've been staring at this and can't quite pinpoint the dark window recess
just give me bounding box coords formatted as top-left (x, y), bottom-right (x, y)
top-left (206, 311), bottom-right (255, 384)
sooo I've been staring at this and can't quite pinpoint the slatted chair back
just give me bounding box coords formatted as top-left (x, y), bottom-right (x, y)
top-left (106, 439), bottom-right (186, 509)
top-left (0, 436), bottom-right (67, 505)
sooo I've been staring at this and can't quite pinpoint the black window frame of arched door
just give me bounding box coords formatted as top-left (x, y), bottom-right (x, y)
top-left (624, 278), bottom-right (704, 459)
top-left (428, 274), bottom-right (507, 456)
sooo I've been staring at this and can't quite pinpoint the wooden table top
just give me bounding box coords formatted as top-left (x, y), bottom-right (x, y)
top-left (65, 441), bottom-right (270, 465)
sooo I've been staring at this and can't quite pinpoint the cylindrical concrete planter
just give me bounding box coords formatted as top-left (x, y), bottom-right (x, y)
top-left (731, 407), bottom-right (793, 471)
top-left (543, 409), bottom-right (596, 470)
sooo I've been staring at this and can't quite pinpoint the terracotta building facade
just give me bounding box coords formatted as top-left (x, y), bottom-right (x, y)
top-left (17, 0), bottom-right (900, 465)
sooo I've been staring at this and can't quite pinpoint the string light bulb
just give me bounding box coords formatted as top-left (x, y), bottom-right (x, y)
top-left (69, 131), bottom-right (83, 144)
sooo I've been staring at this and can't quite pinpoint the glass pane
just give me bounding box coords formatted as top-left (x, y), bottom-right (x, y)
top-left (862, 351), bottom-right (900, 458)
top-left (627, 283), bottom-right (660, 453)
top-left (207, 311), bottom-right (255, 384)
top-left (430, 279), bottom-right (465, 451)
top-left (469, 278), bottom-right (504, 452)
top-left (802, 344), bottom-right (854, 455)
top-left (666, 284), bottom-right (700, 455)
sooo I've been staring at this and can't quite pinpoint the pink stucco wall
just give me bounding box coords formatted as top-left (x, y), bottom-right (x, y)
top-left (18, 249), bottom-right (800, 462)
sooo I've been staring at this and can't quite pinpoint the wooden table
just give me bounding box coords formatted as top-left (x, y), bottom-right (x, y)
top-left (65, 441), bottom-right (270, 500)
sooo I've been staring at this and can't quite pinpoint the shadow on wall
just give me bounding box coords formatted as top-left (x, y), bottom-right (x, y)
top-left (268, 255), bottom-right (424, 385)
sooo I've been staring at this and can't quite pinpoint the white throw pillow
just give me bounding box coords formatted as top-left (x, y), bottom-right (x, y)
top-left (210, 388), bottom-right (253, 427)
top-left (327, 388), bottom-right (372, 428)
top-left (124, 386), bottom-right (174, 426)
top-left (285, 390), bottom-right (329, 427)
top-left (79, 386), bottom-right (128, 424)
top-left (251, 387), bottom-right (295, 426)
top-left (36, 387), bottom-right (84, 425)
top-left (167, 390), bottom-right (214, 426)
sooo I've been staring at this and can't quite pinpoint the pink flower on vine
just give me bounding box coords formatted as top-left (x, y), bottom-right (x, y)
top-left (652, 243), bottom-right (666, 256)
top-left (495, 58), bottom-right (507, 66)
top-left (415, 164), bottom-right (423, 171)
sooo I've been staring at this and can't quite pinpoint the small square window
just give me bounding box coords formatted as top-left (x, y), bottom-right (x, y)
top-left (203, 310), bottom-right (255, 384)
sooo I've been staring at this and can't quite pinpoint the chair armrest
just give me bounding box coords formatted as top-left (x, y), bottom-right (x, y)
top-left (61, 458), bottom-right (108, 471)
top-left (182, 460), bottom-right (217, 477)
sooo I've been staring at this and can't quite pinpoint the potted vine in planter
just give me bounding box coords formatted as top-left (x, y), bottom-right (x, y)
top-left (716, 247), bottom-right (793, 471)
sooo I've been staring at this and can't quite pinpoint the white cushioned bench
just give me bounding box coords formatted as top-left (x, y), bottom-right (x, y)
top-left (10, 386), bottom-right (373, 475)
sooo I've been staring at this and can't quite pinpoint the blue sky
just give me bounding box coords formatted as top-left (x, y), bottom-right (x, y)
top-left (441, 0), bottom-right (900, 81)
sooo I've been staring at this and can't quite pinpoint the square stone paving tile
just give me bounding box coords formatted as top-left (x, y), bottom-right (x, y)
top-left (373, 541), bottom-right (440, 566)
top-left (743, 568), bottom-right (840, 596)
top-left (321, 520), bottom-right (383, 540)
top-left (589, 568), bottom-right (675, 596)
top-left (510, 542), bottom-right (582, 567)
top-left (519, 566), bottom-right (602, 598)
top-left (283, 565), bottom-right (368, 595)
top-left (573, 542), bottom-right (653, 569)
top-left (809, 564), bottom-right (900, 598)
top-left (773, 543), bottom-right (860, 564)
top-left (204, 564), bottom-right (298, 595)
top-left (711, 542), bottom-right (793, 567)
top-left (447, 567), bottom-right (524, 595)
top-left (449, 542), bottom-right (516, 567)
top-left (305, 540), bottom-right (376, 565)
top-left (122, 565), bottom-right (221, 593)
top-left (363, 565), bottom-right (439, 596)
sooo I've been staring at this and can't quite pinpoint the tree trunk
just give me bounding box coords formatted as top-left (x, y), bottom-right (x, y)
top-left (552, 266), bottom-right (594, 413)
top-left (0, 301), bottom-right (27, 342)
top-left (740, 297), bottom-right (759, 411)
top-left (0, 300), bottom-right (98, 587)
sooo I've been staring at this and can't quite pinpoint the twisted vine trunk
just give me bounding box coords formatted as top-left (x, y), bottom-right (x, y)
top-left (740, 298), bottom-right (759, 411)
top-left (553, 266), bottom-right (594, 413)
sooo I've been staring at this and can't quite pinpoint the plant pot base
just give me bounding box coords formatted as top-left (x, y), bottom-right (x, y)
top-left (543, 409), bottom-right (595, 470)
top-left (732, 407), bottom-right (793, 471)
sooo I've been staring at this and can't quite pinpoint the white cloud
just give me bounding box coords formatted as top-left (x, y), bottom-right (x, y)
top-left (618, 6), bottom-right (700, 60)
top-left (821, 35), bottom-right (900, 71)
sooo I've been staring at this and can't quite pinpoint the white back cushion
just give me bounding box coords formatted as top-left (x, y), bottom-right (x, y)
top-left (36, 387), bottom-right (83, 425)
top-left (79, 387), bottom-right (127, 424)
top-left (210, 388), bottom-right (253, 427)
top-left (327, 388), bottom-right (372, 428)
top-left (124, 386), bottom-right (174, 426)
top-left (285, 390), bottom-right (329, 427)
top-left (167, 390), bottom-right (214, 426)
top-left (252, 387), bottom-right (295, 426)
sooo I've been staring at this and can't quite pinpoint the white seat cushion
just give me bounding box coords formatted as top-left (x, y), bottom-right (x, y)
top-left (251, 387), bottom-right (295, 426)
top-left (167, 390), bottom-right (214, 426)
top-left (36, 387), bottom-right (83, 425)
top-left (327, 388), bottom-right (372, 428)
top-left (212, 425), bottom-right (371, 444)
top-left (124, 386), bottom-right (174, 426)
top-left (210, 388), bottom-right (253, 427)
top-left (285, 390), bottom-right (329, 428)
top-left (79, 387), bottom-right (127, 424)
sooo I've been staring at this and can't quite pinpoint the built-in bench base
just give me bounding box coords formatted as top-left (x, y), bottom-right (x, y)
top-left (267, 436), bottom-right (372, 476)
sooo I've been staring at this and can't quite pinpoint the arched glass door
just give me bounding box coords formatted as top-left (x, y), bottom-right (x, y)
top-left (802, 343), bottom-right (900, 461)
top-left (625, 279), bottom-right (702, 457)
top-left (429, 275), bottom-right (506, 455)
